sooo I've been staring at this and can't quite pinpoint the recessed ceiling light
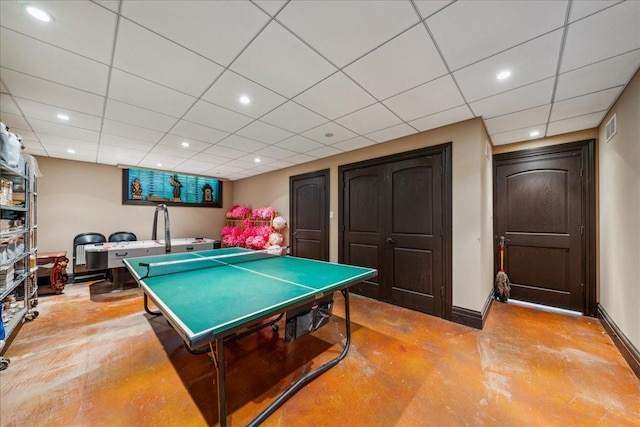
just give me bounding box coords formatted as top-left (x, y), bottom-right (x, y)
top-left (239, 95), bottom-right (251, 105)
top-left (157, 163), bottom-right (162, 167)
top-left (67, 148), bottom-right (75, 154)
top-left (496, 70), bottom-right (511, 80)
top-left (181, 141), bottom-right (190, 148)
top-left (57, 113), bottom-right (70, 121)
top-left (530, 130), bottom-right (540, 137)
top-left (25, 5), bottom-right (52, 22)
top-left (254, 157), bottom-right (261, 163)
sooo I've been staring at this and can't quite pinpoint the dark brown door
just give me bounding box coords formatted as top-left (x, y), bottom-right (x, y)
top-left (494, 142), bottom-right (595, 313)
top-left (341, 148), bottom-right (448, 317)
top-left (290, 169), bottom-right (329, 261)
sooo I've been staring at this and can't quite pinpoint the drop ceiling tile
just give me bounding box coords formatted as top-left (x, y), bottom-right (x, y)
top-left (414, 1), bottom-right (454, 19)
top-left (569, 0), bottom-right (622, 22)
top-left (0, 0), bottom-right (117, 63)
top-left (183, 100), bottom-right (253, 133)
top-left (0, 81), bottom-right (7, 93)
top-left (260, 102), bottom-right (328, 134)
top-left (253, 0), bottom-right (287, 16)
top-left (14, 98), bottom-right (102, 131)
top-left (102, 119), bottom-right (165, 144)
top-left (93, 1), bottom-right (120, 13)
top-left (285, 153), bottom-right (316, 165)
top-left (138, 153), bottom-right (183, 170)
top-left (268, 159), bottom-right (295, 169)
top-left (302, 122), bottom-right (357, 144)
top-left (113, 19), bottom-right (223, 96)
top-left (547, 111), bottom-right (607, 136)
top-left (46, 148), bottom-right (96, 164)
top-left (29, 118), bottom-right (100, 142)
top-left (230, 21), bottom-right (336, 98)
top-left (105, 99), bottom-right (176, 132)
top-left (383, 75), bottom-right (464, 122)
top-left (170, 120), bottom-right (229, 145)
top-left (97, 145), bottom-right (148, 166)
top-left (274, 135), bottom-right (325, 153)
top-left (235, 120), bottom-right (293, 144)
top-left (550, 87), bottom-right (622, 121)
top-left (173, 159), bottom-right (226, 175)
top-left (426, 0), bottom-right (568, 70)
top-left (0, 68), bottom-right (105, 116)
top-left (409, 105), bottom-right (475, 132)
top-left (305, 145), bottom-right (343, 159)
top-left (8, 128), bottom-right (37, 142)
top-left (202, 71), bottom-right (287, 119)
top-left (490, 126), bottom-right (547, 146)
top-left (223, 159), bottom-right (260, 170)
top-left (0, 112), bottom-right (30, 131)
top-left (344, 24), bottom-right (448, 100)
top-left (99, 133), bottom-right (155, 151)
top-left (39, 133), bottom-right (98, 150)
top-left (561, 1), bottom-right (640, 72)
top-left (294, 72), bottom-right (376, 120)
top-left (0, 28), bottom-right (109, 95)
top-left (206, 164), bottom-right (243, 174)
top-left (201, 144), bottom-right (247, 160)
top-left (238, 153), bottom-right (276, 166)
top-left (108, 69), bottom-right (196, 118)
top-left (365, 123), bottom-right (417, 143)
top-left (23, 144), bottom-right (46, 157)
top-left (336, 103), bottom-right (402, 135)
top-left (331, 136), bottom-right (377, 152)
top-left (121, 1), bottom-right (268, 66)
top-left (157, 134), bottom-right (211, 153)
top-left (254, 145), bottom-right (298, 160)
top-left (454, 30), bottom-right (562, 102)
top-left (555, 50), bottom-right (640, 101)
top-left (470, 78), bottom-right (555, 119)
top-left (0, 94), bottom-right (22, 115)
top-left (217, 134), bottom-right (269, 153)
top-left (484, 105), bottom-right (551, 135)
top-left (148, 144), bottom-right (193, 159)
top-left (277, 1), bottom-right (418, 67)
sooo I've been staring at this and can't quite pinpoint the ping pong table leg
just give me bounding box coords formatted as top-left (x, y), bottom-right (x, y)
top-left (212, 338), bottom-right (229, 427)
top-left (246, 288), bottom-right (353, 427)
top-left (143, 293), bottom-right (162, 316)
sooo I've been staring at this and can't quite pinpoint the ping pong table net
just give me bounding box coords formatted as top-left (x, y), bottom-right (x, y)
top-left (138, 249), bottom-right (281, 279)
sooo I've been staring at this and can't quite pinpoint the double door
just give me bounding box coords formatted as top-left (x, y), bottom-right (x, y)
top-left (340, 147), bottom-right (449, 317)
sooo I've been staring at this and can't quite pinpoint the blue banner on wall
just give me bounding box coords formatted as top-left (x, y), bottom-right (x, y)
top-left (122, 168), bottom-right (222, 208)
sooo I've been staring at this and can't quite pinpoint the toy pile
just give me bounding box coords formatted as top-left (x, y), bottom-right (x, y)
top-left (221, 205), bottom-right (287, 253)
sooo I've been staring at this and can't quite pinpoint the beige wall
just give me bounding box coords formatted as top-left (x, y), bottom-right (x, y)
top-left (35, 157), bottom-right (233, 258)
top-left (233, 117), bottom-right (493, 312)
top-left (598, 69), bottom-right (640, 349)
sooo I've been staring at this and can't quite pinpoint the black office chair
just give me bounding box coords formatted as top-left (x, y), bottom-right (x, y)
top-left (72, 232), bottom-right (107, 283)
top-left (108, 231), bottom-right (137, 242)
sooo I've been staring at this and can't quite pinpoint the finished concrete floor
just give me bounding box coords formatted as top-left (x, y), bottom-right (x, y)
top-left (1, 280), bottom-right (639, 426)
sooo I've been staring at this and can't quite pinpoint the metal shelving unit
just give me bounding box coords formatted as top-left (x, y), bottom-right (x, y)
top-left (1, 161), bottom-right (38, 370)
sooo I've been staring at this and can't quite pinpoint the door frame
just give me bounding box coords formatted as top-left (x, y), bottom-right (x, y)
top-left (492, 140), bottom-right (596, 316)
top-left (289, 169), bottom-right (330, 260)
top-left (338, 143), bottom-right (453, 320)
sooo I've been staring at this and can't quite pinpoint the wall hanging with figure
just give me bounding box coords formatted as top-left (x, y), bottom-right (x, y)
top-left (122, 168), bottom-right (222, 208)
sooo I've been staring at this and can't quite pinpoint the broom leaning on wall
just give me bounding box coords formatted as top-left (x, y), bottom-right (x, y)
top-left (495, 236), bottom-right (510, 302)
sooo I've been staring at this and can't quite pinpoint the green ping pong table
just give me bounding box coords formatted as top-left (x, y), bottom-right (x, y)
top-left (123, 247), bottom-right (377, 427)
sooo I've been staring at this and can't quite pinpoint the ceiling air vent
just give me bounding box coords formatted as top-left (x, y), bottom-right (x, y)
top-left (605, 113), bottom-right (617, 143)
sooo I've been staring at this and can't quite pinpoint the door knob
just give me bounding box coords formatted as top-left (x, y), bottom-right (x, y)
top-left (386, 237), bottom-right (396, 244)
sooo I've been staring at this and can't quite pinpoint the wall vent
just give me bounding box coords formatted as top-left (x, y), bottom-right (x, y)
top-left (605, 113), bottom-right (617, 143)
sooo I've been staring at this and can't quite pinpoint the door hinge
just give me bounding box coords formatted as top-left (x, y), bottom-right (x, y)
top-left (580, 168), bottom-right (583, 177)
top-left (581, 225), bottom-right (584, 236)
top-left (581, 283), bottom-right (585, 295)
